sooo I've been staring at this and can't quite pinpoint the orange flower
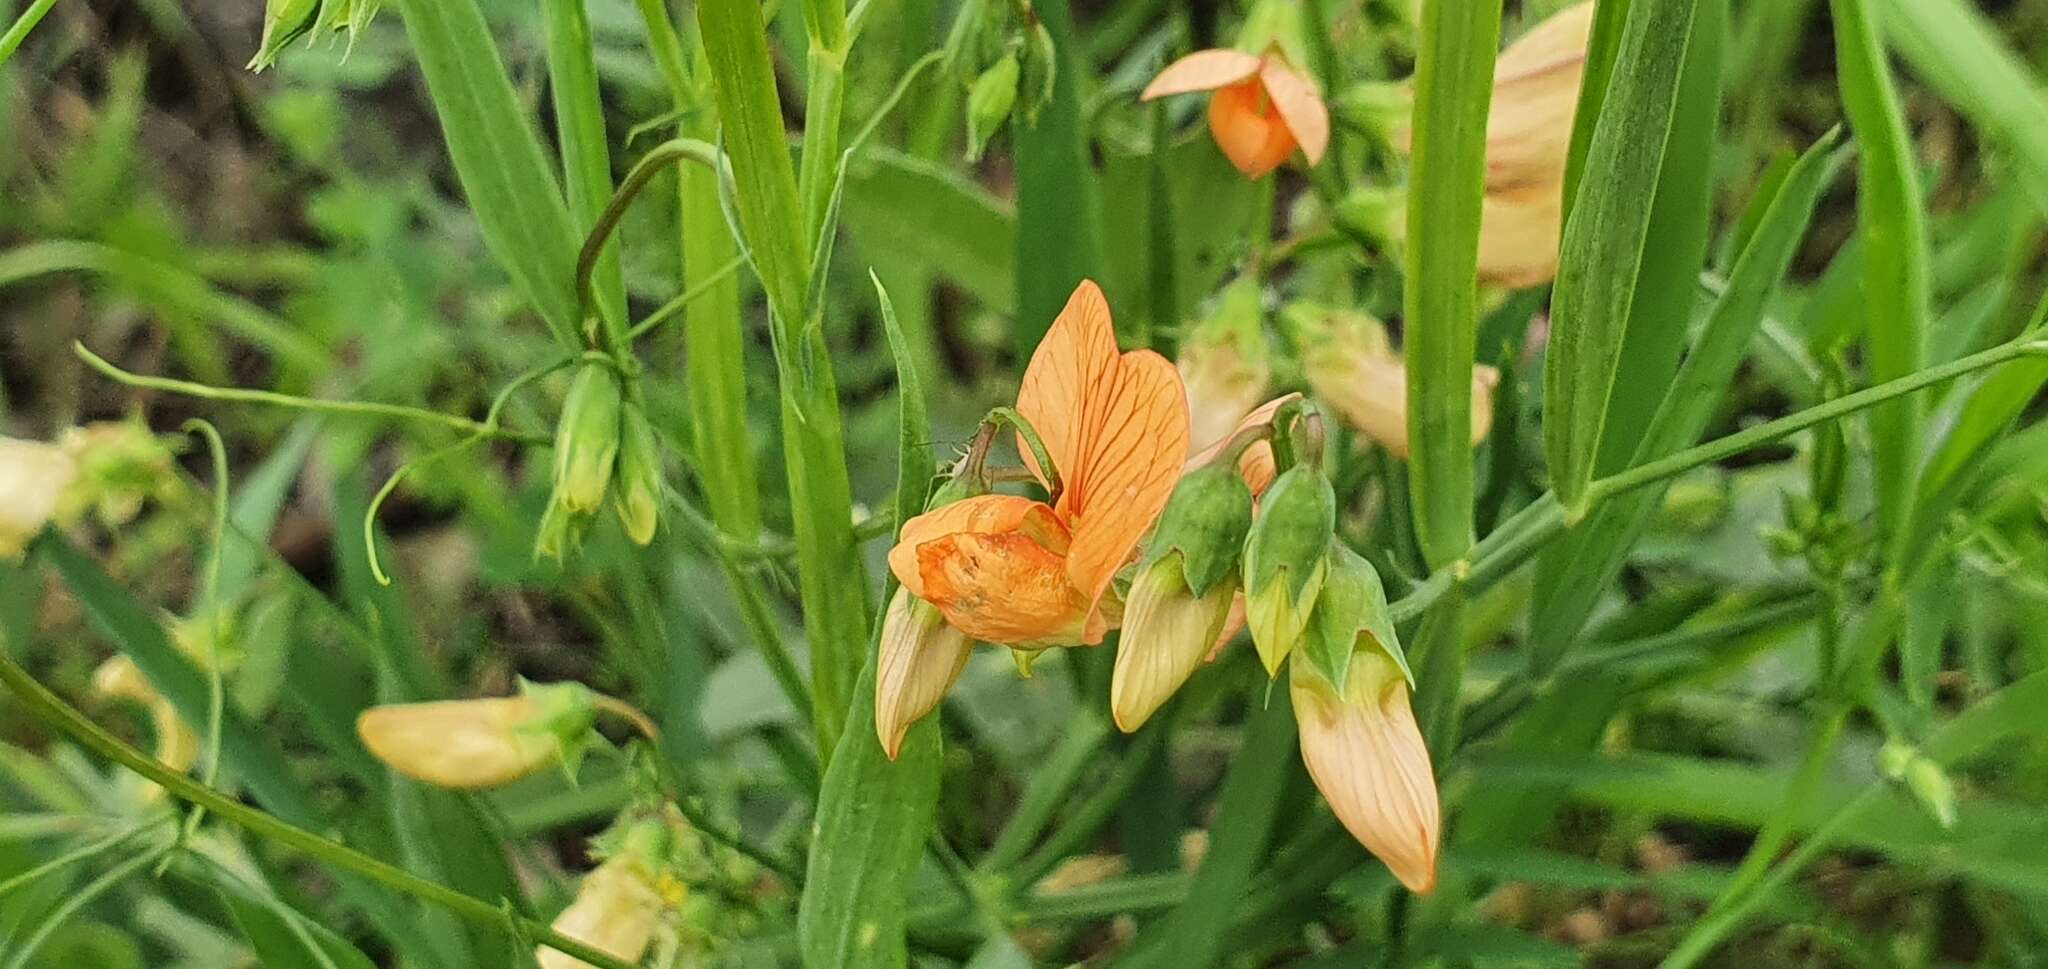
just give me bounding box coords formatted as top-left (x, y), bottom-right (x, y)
top-left (1142, 50), bottom-right (1329, 178)
top-left (888, 281), bottom-right (1190, 649)
top-left (1292, 649), bottom-right (1441, 894)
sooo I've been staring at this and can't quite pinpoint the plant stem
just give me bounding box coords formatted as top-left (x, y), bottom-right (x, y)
top-left (0, 652), bottom-right (644, 969)
top-left (0, 0), bottom-right (60, 65)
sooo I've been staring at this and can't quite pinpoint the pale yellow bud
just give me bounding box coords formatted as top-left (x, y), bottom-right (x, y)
top-left (357, 696), bottom-right (564, 789)
top-left (1297, 310), bottom-right (1498, 459)
top-left (1245, 553), bottom-right (1326, 676)
top-left (537, 859), bottom-right (664, 969)
top-left (1111, 557), bottom-right (1237, 732)
top-left (1176, 277), bottom-right (1272, 453)
top-left (1291, 651), bottom-right (1440, 894)
top-left (875, 588), bottom-right (973, 760)
top-left (92, 656), bottom-right (200, 788)
top-left (0, 437), bottom-right (78, 560)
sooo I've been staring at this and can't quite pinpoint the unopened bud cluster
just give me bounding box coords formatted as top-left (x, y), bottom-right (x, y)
top-left (2, 422), bottom-right (176, 560)
top-left (955, 0), bottom-right (1058, 162)
top-left (539, 361), bottom-right (665, 558)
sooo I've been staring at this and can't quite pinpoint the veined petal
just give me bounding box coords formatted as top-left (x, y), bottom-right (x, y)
top-left (357, 697), bottom-right (559, 789)
top-left (1111, 562), bottom-right (1236, 732)
top-left (1017, 281), bottom-right (1190, 615)
top-left (1185, 393), bottom-right (1300, 497)
top-left (1292, 658), bottom-right (1441, 894)
top-left (1141, 48), bottom-right (1263, 99)
top-left (876, 589), bottom-right (974, 759)
top-left (1485, 2), bottom-right (1591, 195)
top-left (1477, 177), bottom-right (1566, 288)
top-left (888, 494), bottom-right (1067, 600)
top-left (917, 531), bottom-right (1089, 646)
top-left (1259, 57), bottom-right (1329, 166)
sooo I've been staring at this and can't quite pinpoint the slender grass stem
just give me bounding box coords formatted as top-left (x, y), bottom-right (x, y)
top-left (0, 652), bottom-right (644, 969)
top-left (0, 0), bottom-right (60, 65)
top-left (75, 343), bottom-right (552, 446)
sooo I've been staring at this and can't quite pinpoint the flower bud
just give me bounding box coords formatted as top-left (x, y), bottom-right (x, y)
top-left (1300, 545), bottom-right (1408, 694)
top-left (612, 403), bottom-right (662, 546)
top-left (1177, 278), bottom-right (1272, 454)
top-left (1241, 466), bottom-right (1335, 675)
top-left (93, 655), bottom-right (200, 789)
top-left (1881, 741), bottom-right (1957, 830)
top-left (1145, 466), bottom-right (1256, 596)
top-left (357, 682), bottom-right (596, 789)
top-left (553, 365), bottom-right (624, 515)
top-left (1292, 649), bottom-right (1439, 894)
top-left (1291, 306), bottom-right (1498, 459)
top-left (966, 53), bottom-right (1020, 163)
top-left (58, 422), bottom-right (175, 527)
top-left (875, 587), bottom-right (974, 760)
top-left (537, 858), bottom-right (665, 969)
top-left (0, 437), bottom-right (78, 560)
top-left (1111, 555), bottom-right (1237, 732)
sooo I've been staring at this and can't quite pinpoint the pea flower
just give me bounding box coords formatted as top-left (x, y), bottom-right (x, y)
top-left (1142, 49), bottom-right (1329, 179)
top-left (1110, 465), bottom-right (1253, 731)
top-left (0, 437), bottom-right (78, 560)
top-left (357, 681), bottom-right (597, 789)
top-left (887, 280), bottom-right (1190, 650)
top-left (1292, 634), bottom-right (1439, 894)
top-left (538, 857), bottom-right (666, 969)
top-left (1292, 307), bottom-right (1499, 459)
top-left (875, 587), bottom-right (974, 759)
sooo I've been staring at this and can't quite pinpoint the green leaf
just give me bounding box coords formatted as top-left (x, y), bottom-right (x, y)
top-left (695, 0), bottom-right (810, 332)
top-left (1880, 0), bottom-right (2048, 216)
top-left (1832, 0), bottom-right (1930, 557)
top-left (1010, 0), bottom-right (1104, 357)
top-left (1558, 0), bottom-right (1630, 220)
top-left (845, 149), bottom-right (1015, 314)
top-left (393, 0), bottom-right (581, 344)
top-left (1402, 0), bottom-right (1502, 567)
top-left (1125, 688), bottom-right (1297, 969)
top-left (1528, 133), bottom-right (1843, 673)
top-left (797, 656), bottom-right (942, 969)
top-left (219, 883), bottom-right (376, 969)
top-left (540, 0), bottom-right (627, 344)
top-left (875, 273), bottom-right (933, 522)
top-left (1542, 0), bottom-right (1700, 509)
top-left (680, 82), bottom-right (764, 539)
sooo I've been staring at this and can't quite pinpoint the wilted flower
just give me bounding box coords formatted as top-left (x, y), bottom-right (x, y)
top-left (1142, 49), bottom-right (1329, 179)
top-left (1111, 465), bottom-right (1255, 731)
top-left (1241, 466), bottom-right (1335, 675)
top-left (1292, 646), bottom-right (1440, 894)
top-left (1177, 278), bottom-right (1273, 454)
top-left (538, 857), bottom-right (667, 969)
top-left (0, 437), bottom-right (78, 560)
top-left (357, 682), bottom-right (596, 789)
top-left (888, 280), bottom-right (1189, 649)
top-left (875, 588), bottom-right (974, 759)
top-left (1292, 307), bottom-right (1499, 459)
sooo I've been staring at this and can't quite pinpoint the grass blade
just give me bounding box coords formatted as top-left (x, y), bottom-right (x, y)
top-left (1542, 0), bottom-right (1699, 510)
top-left (1011, 0), bottom-right (1105, 356)
top-left (1880, 0), bottom-right (2048, 216)
top-left (1402, 0), bottom-right (1502, 566)
top-left (540, 0), bottom-right (627, 345)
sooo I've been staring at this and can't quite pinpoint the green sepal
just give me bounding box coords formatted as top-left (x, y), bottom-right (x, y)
top-left (1302, 544), bottom-right (1410, 693)
top-left (518, 678), bottom-right (599, 781)
top-left (966, 53), bottom-right (1020, 162)
top-left (552, 363), bottom-right (624, 514)
top-left (1139, 465), bottom-right (1255, 597)
top-left (1242, 466), bottom-right (1336, 601)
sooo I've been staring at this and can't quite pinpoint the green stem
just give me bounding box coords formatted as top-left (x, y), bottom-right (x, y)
top-left (74, 342), bottom-right (551, 446)
top-left (1388, 338), bottom-right (2048, 622)
top-left (0, 653), bottom-right (644, 969)
top-left (0, 0), bottom-right (60, 65)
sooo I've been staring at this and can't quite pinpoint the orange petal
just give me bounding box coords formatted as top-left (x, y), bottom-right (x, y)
top-left (1259, 58), bottom-right (1329, 166)
top-left (1207, 79), bottom-right (1299, 178)
top-left (1017, 281), bottom-right (1191, 615)
top-left (1292, 660), bottom-right (1441, 894)
top-left (1140, 49), bottom-right (1262, 100)
top-left (917, 531), bottom-right (1089, 646)
top-left (888, 494), bottom-right (1066, 600)
top-left (1186, 392), bottom-right (1300, 496)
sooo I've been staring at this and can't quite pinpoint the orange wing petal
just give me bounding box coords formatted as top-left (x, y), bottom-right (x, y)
top-left (1141, 49), bottom-right (1263, 100)
top-left (888, 494), bottom-right (1066, 600)
top-left (1259, 59), bottom-right (1329, 166)
top-left (917, 532), bottom-right (1088, 646)
top-left (1017, 281), bottom-right (1191, 614)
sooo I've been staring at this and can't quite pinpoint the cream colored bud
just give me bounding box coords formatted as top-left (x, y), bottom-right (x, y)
top-left (1292, 651), bottom-right (1440, 894)
top-left (1296, 309), bottom-right (1498, 459)
top-left (537, 859), bottom-right (664, 969)
top-left (0, 437), bottom-right (78, 560)
top-left (1111, 557), bottom-right (1237, 732)
top-left (93, 655), bottom-right (200, 784)
top-left (1245, 554), bottom-right (1326, 677)
top-left (875, 588), bottom-right (973, 760)
top-left (1177, 278), bottom-right (1272, 453)
top-left (357, 696), bottom-right (565, 789)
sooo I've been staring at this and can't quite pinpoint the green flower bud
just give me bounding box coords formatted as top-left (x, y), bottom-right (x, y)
top-left (247, 0), bottom-right (321, 72)
top-left (1334, 185), bottom-right (1407, 252)
top-left (1141, 465), bottom-right (1255, 598)
top-left (613, 403), bottom-right (662, 546)
top-left (1242, 466), bottom-right (1336, 675)
top-left (554, 364), bottom-right (624, 515)
top-left (1301, 544), bottom-right (1408, 694)
top-left (1905, 757), bottom-right (1958, 830)
top-left (966, 53), bottom-right (1020, 163)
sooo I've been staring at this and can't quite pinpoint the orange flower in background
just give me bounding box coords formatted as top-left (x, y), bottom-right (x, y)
top-left (1142, 49), bottom-right (1329, 178)
top-left (888, 281), bottom-right (1190, 649)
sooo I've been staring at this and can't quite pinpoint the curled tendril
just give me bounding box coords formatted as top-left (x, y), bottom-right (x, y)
top-left (174, 418), bottom-right (230, 857)
top-left (365, 359), bottom-right (575, 586)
